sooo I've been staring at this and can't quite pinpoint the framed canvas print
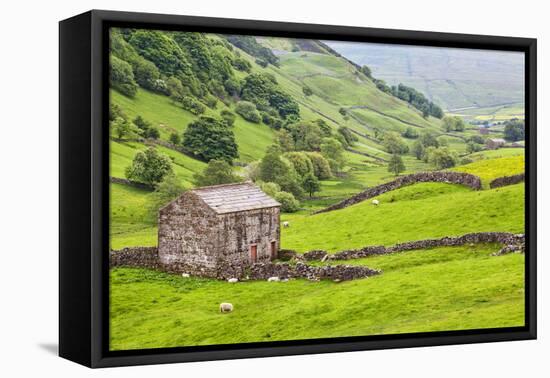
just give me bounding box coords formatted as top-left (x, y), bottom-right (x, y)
top-left (59, 10), bottom-right (536, 368)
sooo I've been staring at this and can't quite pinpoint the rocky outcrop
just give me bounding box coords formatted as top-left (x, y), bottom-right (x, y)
top-left (315, 171), bottom-right (482, 214)
top-left (489, 173), bottom-right (525, 189)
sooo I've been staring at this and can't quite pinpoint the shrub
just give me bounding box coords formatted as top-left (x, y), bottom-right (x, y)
top-left (231, 57), bottom-right (252, 72)
top-left (143, 126), bottom-right (160, 140)
top-left (169, 132), bottom-right (181, 145)
top-left (504, 118), bottom-right (525, 141)
top-left (220, 109), bottom-right (236, 127)
top-left (382, 132), bottom-right (409, 155)
top-left (235, 101), bottom-right (261, 123)
top-left (148, 173), bottom-right (184, 219)
top-left (259, 146), bottom-right (304, 198)
top-left (302, 85), bottom-right (313, 96)
top-left (402, 127), bottom-right (419, 139)
top-left (320, 137), bottom-right (345, 172)
top-left (224, 78), bottom-right (241, 96)
top-left (180, 96), bottom-right (206, 115)
top-left (257, 181), bottom-right (281, 198)
top-left (274, 191), bottom-right (300, 213)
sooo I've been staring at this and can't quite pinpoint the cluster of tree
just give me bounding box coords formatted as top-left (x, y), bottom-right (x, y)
top-left (465, 135), bottom-right (486, 154)
top-left (225, 35), bottom-right (279, 67)
top-left (503, 118), bottom-right (525, 142)
top-left (240, 73), bottom-right (300, 124)
top-left (442, 115), bottom-right (466, 132)
top-left (391, 84), bottom-right (444, 119)
top-left (382, 132), bottom-right (409, 155)
top-left (109, 105), bottom-right (160, 141)
top-left (276, 120), bottom-right (350, 174)
top-left (410, 131), bottom-right (457, 169)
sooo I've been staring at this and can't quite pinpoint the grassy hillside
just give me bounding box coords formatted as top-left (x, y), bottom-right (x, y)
top-left (110, 244), bottom-right (524, 349)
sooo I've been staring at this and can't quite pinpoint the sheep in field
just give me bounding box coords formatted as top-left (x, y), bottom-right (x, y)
top-left (267, 276), bottom-right (280, 282)
top-left (227, 278), bottom-right (238, 283)
top-left (372, 199), bottom-right (380, 206)
top-left (181, 273), bottom-right (190, 278)
top-left (283, 221), bottom-right (290, 228)
top-left (219, 303), bottom-right (234, 313)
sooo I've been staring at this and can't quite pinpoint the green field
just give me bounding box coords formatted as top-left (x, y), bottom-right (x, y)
top-left (110, 243), bottom-right (524, 350)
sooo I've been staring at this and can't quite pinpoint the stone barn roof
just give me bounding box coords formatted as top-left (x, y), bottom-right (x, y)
top-left (191, 182), bottom-right (280, 214)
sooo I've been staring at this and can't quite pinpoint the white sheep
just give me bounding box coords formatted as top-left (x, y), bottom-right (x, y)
top-left (267, 276), bottom-right (280, 282)
top-left (283, 221), bottom-right (290, 228)
top-left (227, 278), bottom-right (238, 283)
top-left (181, 273), bottom-right (190, 278)
top-left (372, 199), bottom-right (380, 206)
top-left (219, 303), bottom-right (234, 313)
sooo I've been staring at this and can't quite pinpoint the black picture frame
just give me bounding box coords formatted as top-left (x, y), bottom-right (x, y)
top-left (59, 9), bottom-right (537, 368)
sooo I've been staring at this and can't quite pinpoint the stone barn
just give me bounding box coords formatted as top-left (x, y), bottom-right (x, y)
top-left (158, 182), bottom-right (281, 278)
top-left (486, 138), bottom-right (506, 150)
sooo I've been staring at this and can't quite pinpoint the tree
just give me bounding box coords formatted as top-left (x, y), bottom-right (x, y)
top-left (504, 119), bottom-right (525, 142)
top-left (387, 154), bottom-right (406, 176)
top-left (180, 96), bottom-right (206, 115)
top-left (259, 146), bottom-right (304, 198)
top-left (305, 152), bottom-right (332, 180)
top-left (360, 65), bottom-right (372, 78)
top-left (274, 191), bottom-right (300, 213)
top-left (402, 127), bottom-right (419, 139)
top-left (287, 122), bottom-right (323, 151)
top-left (442, 116), bottom-right (465, 132)
top-left (257, 181), bottom-right (281, 198)
top-left (426, 147), bottom-right (458, 169)
top-left (338, 126), bottom-right (358, 145)
top-left (169, 132), bottom-right (181, 145)
top-left (110, 56), bottom-right (138, 97)
top-left (148, 173), bottom-right (184, 219)
top-left (302, 172), bottom-right (320, 197)
top-left (112, 117), bottom-right (135, 140)
top-left (193, 159), bottom-right (242, 187)
top-left (276, 129), bottom-right (295, 152)
top-left (302, 85), bottom-right (313, 96)
top-left (235, 101), bottom-right (261, 123)
top-left (466, 141), bottom-right (483, 154)
top-left (315, 119), bottom-right (333, 137)
top-left (419, 132), bottom-right (439, 148)
top-left (382, 132), bottom-right (409, 155)
top-left (320, 137), bottom-right (345, 172)
top-left (144, 126), bottom-right (160, 140)
top-left (283, 152), bottom-right (314, 177)
top-left (182, 116), bottom-right (238, 162)
top-left (125, 148), bottom-right (173, 186)
top-left (412, 140), bottom-right (425, 160)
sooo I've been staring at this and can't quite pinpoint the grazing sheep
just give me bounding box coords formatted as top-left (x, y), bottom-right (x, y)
top-left (267, 276), bottom-right (280, 282)
top-left (372, 199), bottom-right (380, 206)
top-left (219, 303), bottom-right (234, 313)
top-left (227, 278), bottom-right (238, 283)
top-left (283, 221), bottom-right (290, 228)
top-left (181, 273), bottom-right (190, 278)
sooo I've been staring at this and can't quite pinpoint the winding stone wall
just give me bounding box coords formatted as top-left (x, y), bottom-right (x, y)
top-left (296, 232), bottom-right (525, 261)
top-left (315, 171), bottom-right (482, 214)
top-left (489, 173), bottom-right (525, 189)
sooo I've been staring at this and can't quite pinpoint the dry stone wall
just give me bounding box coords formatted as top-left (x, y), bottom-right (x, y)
top-left (489, 173), bottom-right (525, 189)
top-left (294, 232), bottom-right (525, 261)
top-left (315, 171), bottom-right (482, 214)
top-left (110, 176), bottom-right (154, 191)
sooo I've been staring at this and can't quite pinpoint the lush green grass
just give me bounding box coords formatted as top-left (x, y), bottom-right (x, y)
top-left (110, 243), bottom-right (524, 350)
top-left (282, 183), bottom-right (524, 252)
top-left (469, 148), bottom-right (525, 160)
top-left (110, 183), bottom-right (157, 250)
top-left (452, 155), bottom-right (525, 187)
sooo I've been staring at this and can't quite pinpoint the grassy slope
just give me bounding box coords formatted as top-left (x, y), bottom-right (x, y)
top-left (452, 155), bottom-right (525, 187)
top-left (282, 183), bottom-right (524, 252)
top-left (110, 244), bottom-right (524, 350)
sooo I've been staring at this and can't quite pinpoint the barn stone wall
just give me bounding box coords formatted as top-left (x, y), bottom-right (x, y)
top-left (158, 192), bottom-right (220, 277)
top-left (217, 207), bottom-right (280, 268)
top-left (315, 171), bottom-right (482, 214)
top-left (110, 247), bottom-right (160, 269)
